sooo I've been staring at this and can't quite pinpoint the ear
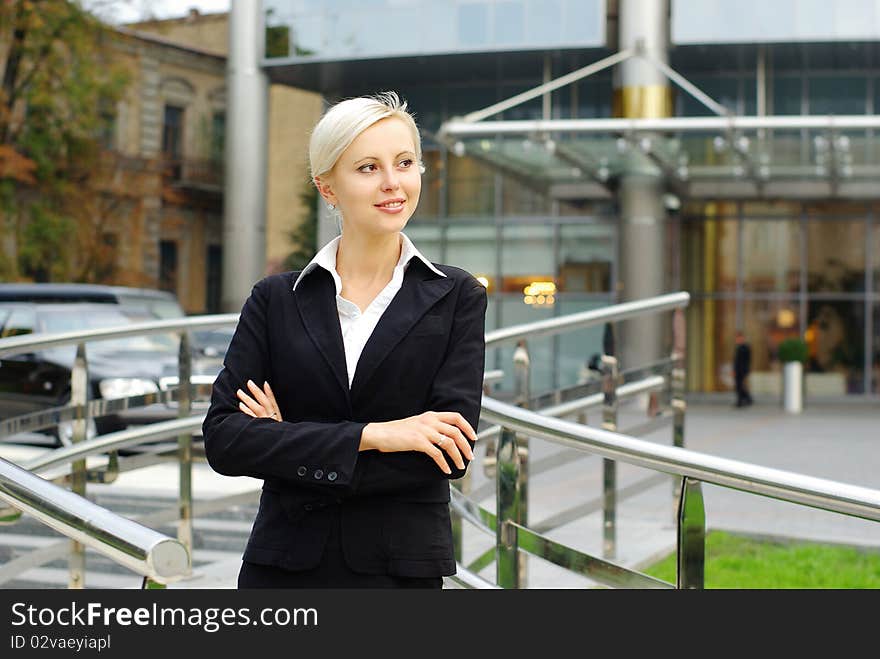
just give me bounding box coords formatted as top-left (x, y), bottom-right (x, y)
top-left (313, 176), bottom-right (337, 206)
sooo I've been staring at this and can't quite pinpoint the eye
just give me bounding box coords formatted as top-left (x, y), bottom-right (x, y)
top-left (358, 163), bottom-right (377, 173)
top-left (399, 158), bottom-right (414, 168)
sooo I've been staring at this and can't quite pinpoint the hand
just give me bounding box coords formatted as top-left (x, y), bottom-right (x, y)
top-left (361, 411), bottom-right (477, 474)
top-left (237, 379), bottom-right (282, 421)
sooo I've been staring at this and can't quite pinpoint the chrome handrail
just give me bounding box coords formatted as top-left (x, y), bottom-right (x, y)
top-left (0, 313), bottom-right (240, 357)
top-left (0, 456), bottom-right (189, 584)
top-left (481, 396), bottom-right (880, 522)
top-left (483, 292), bottom-right (689, 347)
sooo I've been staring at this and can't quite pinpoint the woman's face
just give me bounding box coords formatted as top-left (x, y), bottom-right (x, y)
top-left (317, 117), bottom-right (421, 239)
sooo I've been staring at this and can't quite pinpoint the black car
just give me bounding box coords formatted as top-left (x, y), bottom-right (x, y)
top-left (0, 301), bottom-right (221, 446)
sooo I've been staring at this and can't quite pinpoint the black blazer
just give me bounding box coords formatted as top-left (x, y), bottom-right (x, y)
top-left (202, 259), bottom-right (487, 578)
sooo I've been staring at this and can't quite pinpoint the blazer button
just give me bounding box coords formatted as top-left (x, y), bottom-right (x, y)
top-left (327, 471), bottom-right (338, 482)
top-left (297, 466), bottom-right (307, 477)
top-left (304, 504), bottom-right (313, 512)
top-left (313, 469), bottom-right (324, 480)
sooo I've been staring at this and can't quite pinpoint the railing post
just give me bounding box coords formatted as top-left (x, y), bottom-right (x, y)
top-left (177, 331), bottom-right (194, 574)
top-left (676, 477), bottom-right (705, 589)
top-left (671, 307), bottom-right (687, 519)
top-left (496, 426), bottom-right (521, 589)
top-left (68, 342), bottom-right (88, 589)
top-left (601, 322), bottom-right (618, 560)
top-left (512, 341), bottom-right (530, 587)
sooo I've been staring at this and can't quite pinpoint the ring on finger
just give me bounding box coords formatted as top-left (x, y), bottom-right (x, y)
top-left (436, 437), bottom-right (446, 447)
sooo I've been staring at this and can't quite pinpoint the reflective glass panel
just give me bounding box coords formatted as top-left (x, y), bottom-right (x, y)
top-left (742, 219), bottom-right (801, 293)
top-left (805, 300), bottom-right (865, 394)
top-left (680, 215), bottom-right (738, 293)
top-left (500, 224), bottom-right (555, 294)
top-left (806, 219), bottom-right (866, 293)
top-left (445, 224), bottom-right (497, 291)
top-left (558, 224), bottom-right (613, 293)
top-left (684, 297), bottom-right (737, 393)
top-left (741, 297), bottom-right (801, 398)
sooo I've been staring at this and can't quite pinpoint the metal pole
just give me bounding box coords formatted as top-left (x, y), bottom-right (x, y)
top-left (600, 322), bottom-right (618, 560)
top-left (177, 331), bottom-right (193, 574)
top-left (68, 342), bottom-right (88, 589)
top-left (671, 307), bottom-right (687, 519)
top-left (676, 477), bottom-right (705, 589)
top-left (223, 0), bottom-right (269, 311)
top-left (512, 342), bottom-right (530, 587)
top-left (495, 426), bottom-right (521, 589)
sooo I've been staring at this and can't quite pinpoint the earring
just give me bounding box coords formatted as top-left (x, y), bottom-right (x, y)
top-left (326, 202), bottom-right (336, 211)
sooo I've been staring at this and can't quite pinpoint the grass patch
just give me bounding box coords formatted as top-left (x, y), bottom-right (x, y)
top-left (642, 530), bottom-right (880, 588)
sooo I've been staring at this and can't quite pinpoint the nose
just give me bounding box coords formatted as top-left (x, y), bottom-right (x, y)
top-left (380, 168), bottom-right (400, 191)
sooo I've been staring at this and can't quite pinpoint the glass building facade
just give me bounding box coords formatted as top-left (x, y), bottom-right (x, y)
top-left (261, 0), bottom-right (880, 400)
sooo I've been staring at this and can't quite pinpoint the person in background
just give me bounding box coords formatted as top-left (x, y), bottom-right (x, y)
top-left (733, 330), bottom-right (753, 408)
top-left (202, 91), bottom-right (487, 588)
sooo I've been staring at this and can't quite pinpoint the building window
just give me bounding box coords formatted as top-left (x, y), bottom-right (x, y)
top-left (206, 244), bottom-right (222, 313)
top-left (159, 240), bottom-right (178, 294)
top-left (211, 111), bottom-right (225, 165)
top-left (162, 104), bottom-right (184, 179)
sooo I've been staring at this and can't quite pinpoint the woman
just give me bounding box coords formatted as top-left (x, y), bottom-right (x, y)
top-left (202, 92), bottom-right (488, 588)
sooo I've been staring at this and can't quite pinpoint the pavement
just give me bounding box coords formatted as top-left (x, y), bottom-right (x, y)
top-left (2, 397), bottom-right (879, 589)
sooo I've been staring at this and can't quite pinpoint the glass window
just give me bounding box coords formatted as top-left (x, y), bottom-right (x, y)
top-left (445, 224), bottom-right (497, 291)
top-left (494, 1), bottom-right (524, 44)
top-left (404, 225), bottom-right (443, 264)
top-left (500, 174), bottom-right (551, 215)
top-left (806, 219), bottom-right (865, 293)
top-left (808, 75), bottom-right (867, 115)
top-left (772, 75), bottom-right (801, 115)
top-left (558, 224), bottom-right (613, 293)
top-left (678, 76), bottom-right (738, 117)
top-left (500, 224), bottom-right (555, 294)
top-left (741, 297), bottom-right (802, 396)
top-left (555, 298), bottom-right (610, 389)
top-left (525, 0), bottom-right (563, 45)
top-left (742, 219), bottom-right (800, 293)
top-left (493, 296), bottom-right (555, 396)
top-left (576, 78), bottom-right (613, 119)
top-left (680, 216), bottom-right (738, 293)
top-left (684, 298), bottom-right (737, 393)
top-left (873, 215), bottom-right (880, 293)
top-left (872, 304), bottom-right (880, 394)
top-left (457, 2), bottom-right (490, 47)
top-left (805, 300), bottom-right (865, 394)
top-left (413, 150), bottom-right (442, 219)
top-left (447, 155), bottom-right (495, 217)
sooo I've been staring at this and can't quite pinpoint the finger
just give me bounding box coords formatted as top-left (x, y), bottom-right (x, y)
top-left (239, 401), bottom-right (257, 417)
top-left (246, 379), bottom-right (272, 410)
top-left (436, 411), bottom-right (477, 441)
top-left (438, 421), bottom-right (474, 460)
top-left (263, 381), bottom-right (282, 420)
top-left (426, 445), bottom-right (452, 475)
top-left (434, 433), bottom-right (465, 470)
top-left (236, 388), bottom-right (265, 415)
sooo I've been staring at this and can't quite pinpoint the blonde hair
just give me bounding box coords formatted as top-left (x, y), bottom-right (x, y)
top-left (308, 91), bottom-right (424, 182)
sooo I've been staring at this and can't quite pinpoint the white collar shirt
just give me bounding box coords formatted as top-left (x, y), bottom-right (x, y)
top-left (292, 232), bottom-right (446, 388)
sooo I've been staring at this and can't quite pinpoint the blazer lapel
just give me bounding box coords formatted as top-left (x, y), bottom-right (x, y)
top-left (293, 269), bottom-right (351, 403)
top-left (350, 262), bottom-right (454, 400)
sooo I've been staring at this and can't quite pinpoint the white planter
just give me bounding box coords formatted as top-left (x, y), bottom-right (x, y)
top-left (782, 361), bottom-right (803, 413)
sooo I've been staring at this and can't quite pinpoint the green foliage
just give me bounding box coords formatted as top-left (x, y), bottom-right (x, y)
top-left (282, 178), bottom-right (318, 272)
top-left (643, 530), bottom-right (880, 588)
top-left (777, 337), bottom-right (809, 364)
top-left (0, 0), bottom-right (131, 281)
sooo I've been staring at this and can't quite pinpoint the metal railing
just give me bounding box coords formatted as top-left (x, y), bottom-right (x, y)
top-left (2, 292), bottom-right (879, 589)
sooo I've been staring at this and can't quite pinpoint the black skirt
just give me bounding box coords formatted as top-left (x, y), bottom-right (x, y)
top-left (237, 507), bottom-right (443, 589)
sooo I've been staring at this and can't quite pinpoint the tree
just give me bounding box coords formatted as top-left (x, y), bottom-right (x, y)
top-left (282, 176), bottom-right (318, 272)
top-left (0, 0), bottom-right (132, 282)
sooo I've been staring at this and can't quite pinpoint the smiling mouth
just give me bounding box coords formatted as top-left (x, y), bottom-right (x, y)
top-left (375, 200), bottom-right (406, 208)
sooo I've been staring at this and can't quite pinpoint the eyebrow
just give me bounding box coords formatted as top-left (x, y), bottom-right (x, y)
top-left (353, 151), bottom-right (416, 165)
